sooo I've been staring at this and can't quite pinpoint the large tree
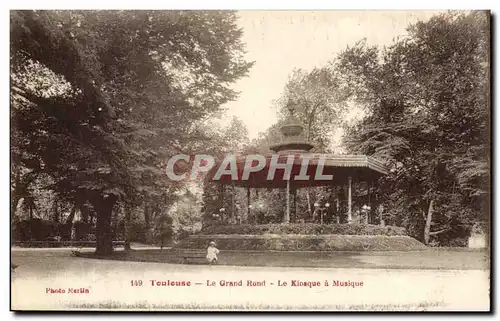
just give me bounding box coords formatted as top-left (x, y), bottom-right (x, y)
top-left (338, 11), bottom-right (490, 245)
top-left (11, 10), bottom-right (253, 254)
top-left (200, 117), bottom-right (250, 225)
top-left (275, 67), bottom-right (350, 150)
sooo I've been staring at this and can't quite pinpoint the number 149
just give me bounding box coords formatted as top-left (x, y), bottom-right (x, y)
top-left (130, 280), bottom-right (143, 286)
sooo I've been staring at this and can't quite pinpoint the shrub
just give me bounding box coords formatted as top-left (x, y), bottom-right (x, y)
top-left (82, 233), bottom-right (96, 241)
top-left (444, 237), bottom-right (468, 247)
top-left (176, 234), bottom-right (425, 251)
top-left (176, 229), bottom-right (191, 240)
top-left (128, 221), bottom-right (149, 243)
top-left (199, 223), bottom-right (407, 236)
top-left (12, 219), bottom-right (31, 241)
top-left (59, 222), bottom-right (72, 241)
top-left (13, 219), bottom-right (60, 241)
top-left (151, 226), bottom-right (174, 246)
top-left (73, 221), bottom-right (92, 240)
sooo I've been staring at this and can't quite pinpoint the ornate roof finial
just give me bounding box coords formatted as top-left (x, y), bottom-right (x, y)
top-left (269, 97), bottom-right (314, 152)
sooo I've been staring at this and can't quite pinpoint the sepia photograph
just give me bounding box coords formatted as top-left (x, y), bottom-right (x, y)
top-left (9, 9), bottom-right (491, 311)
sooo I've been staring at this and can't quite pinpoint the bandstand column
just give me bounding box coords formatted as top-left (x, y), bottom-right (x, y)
top-left (291, 186), bottom-right (297, 223)
top-left (367, 180), bottom-right (372, 224)
top-left (347, 176), bottom-right (352, 223)
top-left (247, 187), bottom-right (251, 219)
top-left (379, 204), bottom-right (385, 226)
top-left (284, 179), bottom-right (290, 223)
top-left (220, 184), bottom-right (224, 208)
top-left (335, 186), bottom-right (340, 224)
top-left (219, 184), bottom-right (225, 222)
top-left (231, 183), bottom-right (235, 221)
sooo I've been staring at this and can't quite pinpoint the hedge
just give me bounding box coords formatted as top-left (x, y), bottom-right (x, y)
top-left (199, 223), bottom-right (407, 237)
top-left (13, 240), bottom-right (125, 248)
top-left (177, 234), bottom-right (425, 251)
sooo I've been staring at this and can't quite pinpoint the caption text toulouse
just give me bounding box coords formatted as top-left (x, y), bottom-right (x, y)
top-left (144, 279), bottom-right (364, 288)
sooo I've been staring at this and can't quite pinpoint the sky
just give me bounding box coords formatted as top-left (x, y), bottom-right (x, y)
top-left (218, 11), bottom-right (446, 141)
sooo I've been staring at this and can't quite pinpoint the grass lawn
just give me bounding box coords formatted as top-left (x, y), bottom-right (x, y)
top-left (77, 248), bottom-right (489, 270)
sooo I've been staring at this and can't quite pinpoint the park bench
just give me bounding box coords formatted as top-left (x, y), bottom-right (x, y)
top-left (179, 249), bottom-right (208, 264)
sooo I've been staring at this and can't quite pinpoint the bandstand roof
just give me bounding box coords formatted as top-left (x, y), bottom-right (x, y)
top-left (206, 152), bottom-right (389, 189)
top-left (207, 100), bottom-right (390, 189)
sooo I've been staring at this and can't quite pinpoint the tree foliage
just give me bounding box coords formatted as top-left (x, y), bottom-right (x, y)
top-left (11, 10), bottom-right (252, 253)
top-left (338, 12), bottom-right (490, 245)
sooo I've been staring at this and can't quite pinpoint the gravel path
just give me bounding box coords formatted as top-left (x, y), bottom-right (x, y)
top-left (11, 248), bottom-right (490, 311)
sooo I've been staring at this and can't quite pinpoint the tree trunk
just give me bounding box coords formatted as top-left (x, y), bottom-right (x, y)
top-left (28, 198), bottom-right (34, 220)
top-left (80, 205), bottom-right (89, 223)
top-left (423, 199), bottom-right (434, 245)
top-left (66, 204), bottom-right (77, 224)
top-left (53, 200), bottom-right (60, 223)
top-left (144, 203), bottom-right (150, 227)
top-left (11, 170), bottom-right (21, 222)
top-left (95, 195), bottom-right (117, 256)
top-left (11, 195), bottom-right (21, 223)
top-left (306, 102), bottom-right (320, 142)
top-left (112, 207), bottom-right (119, 237)
top-left (306, 190), bottom-right (313, 220)
top-left (124, 203), bottom-right (132, 251)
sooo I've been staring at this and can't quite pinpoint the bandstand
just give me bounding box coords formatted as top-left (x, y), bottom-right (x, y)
top-left (207, 103), bottom-right (389, 225)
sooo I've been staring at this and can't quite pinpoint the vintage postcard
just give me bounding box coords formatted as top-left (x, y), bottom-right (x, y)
top-left (10, 10), bottom-right (491, 311)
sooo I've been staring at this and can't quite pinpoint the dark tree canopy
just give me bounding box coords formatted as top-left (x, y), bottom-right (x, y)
top-left (11, 10), bottom-right (253, 254)
top-left (337, 12), bottom-right (490, 244)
